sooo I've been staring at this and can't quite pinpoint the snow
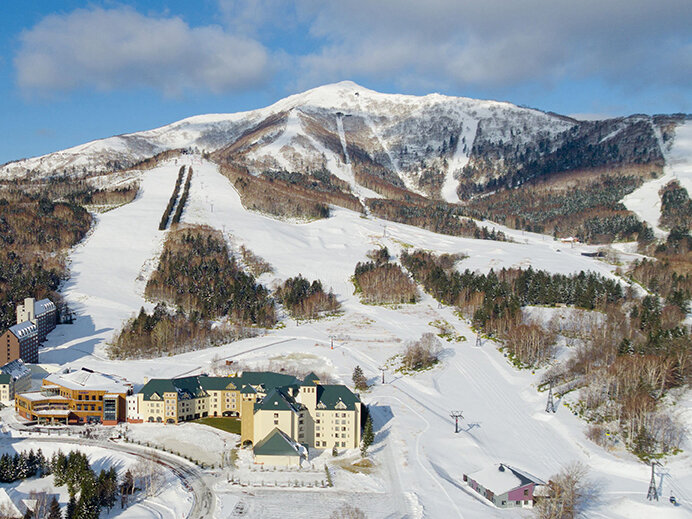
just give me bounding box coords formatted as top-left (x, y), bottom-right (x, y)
top-left (0, 439), bottom-right (192, 519)
top-left (45, 368), bottom-right (132, 393)
top-left (442, 119), bottom-right (478, 203)
top-left (467, 464), bottom-right (542, 495)
top-left (622, 120), bottom-right (692, 236)
top-left (23, 156), bottom-right (692, 518)
top-left (40, 162), bottom-right (180, 362)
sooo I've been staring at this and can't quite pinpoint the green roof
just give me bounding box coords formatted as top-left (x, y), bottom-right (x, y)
top-left (198, 376), bottom-right (239, 391)
top-left (302, 372), bottom-right (320, 386)
top-left (240, 385), bottom-right (257, 394)
top-left (140, 376), bottom-right (206, 400)
top-left (239, 371), bottom-right (299, 391)
top-left (254, 388), bottom-right (299, 413)
top-left (253, 428), bottom-right (301, 457)
top-left (317, 385), bottom-right (360, 410)
top-left (0, 373), bottom-right (10, 385)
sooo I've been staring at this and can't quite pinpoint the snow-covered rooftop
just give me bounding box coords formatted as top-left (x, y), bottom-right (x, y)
top-left (0, 359), bottom-right (30, 380)
top-left (468, 463), bottom-right (544, 495)
top-left (18, 392), bottom-right (69, 402)
top-left (34, 298), bottom-right (55, 315)
top-left (8, 321), bottom-right (37, 338)
top-left (45, 368), bottom-right (132, 394)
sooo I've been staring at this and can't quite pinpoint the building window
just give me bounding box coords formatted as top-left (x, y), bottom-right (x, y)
top-left (274, 413), bottom-right (278, 418)
top-left (274, 420), bottom-right (279, 425)
top-left (524, 489), bottom-right (528, 496)
top-left (341, 442), bottom-right (345, 447)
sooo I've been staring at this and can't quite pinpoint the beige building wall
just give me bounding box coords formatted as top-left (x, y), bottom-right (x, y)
top-left (254, 407), bottom-right (297, 444)
top-left (0, 382), bottom-right (11, 401)
top-left (207, 389), bottom-right (240, 417)
top-left (254, 454), bottom-right (300, 466)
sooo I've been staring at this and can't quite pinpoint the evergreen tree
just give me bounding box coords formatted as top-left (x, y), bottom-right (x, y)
top-left (351, 365), bottom-right (368, 391)
top-left (361, 416), bottom-right (374, 457)
top-left (65, 495), bottom-right (76, 519)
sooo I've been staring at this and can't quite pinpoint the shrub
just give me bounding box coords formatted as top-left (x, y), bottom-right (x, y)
top-left (401, 333), bottom-right (441, 371)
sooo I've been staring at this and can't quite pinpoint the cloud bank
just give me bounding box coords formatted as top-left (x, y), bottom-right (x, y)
top-left (294, 0), bottom-right (692, 92)
top-left (13, 1), bottom-right (692, 101)
top-left (15, 7), bottom-right (271, 96)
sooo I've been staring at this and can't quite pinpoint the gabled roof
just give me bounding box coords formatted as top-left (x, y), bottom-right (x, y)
top-left (302, 372), bottom-right (320, 386)
top-left (316, 385), bottom-right (360, 411)
top-left (468, 464), bottom-right (545, 495)
top-left (255, 388), bottom-right (300, 413)
top-left (253, 428), bottom-right (302, 457)
top-left (240, 384), bottom-right (256, 394)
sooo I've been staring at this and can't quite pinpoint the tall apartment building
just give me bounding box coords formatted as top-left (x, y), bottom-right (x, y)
top-left (0, 321), bottom-right (38, 365)
top-left (16, 298), bottom-right (57, 342)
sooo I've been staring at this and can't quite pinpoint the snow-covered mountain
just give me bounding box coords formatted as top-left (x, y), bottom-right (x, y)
top-left (5, 81), bottom-right (680, 205)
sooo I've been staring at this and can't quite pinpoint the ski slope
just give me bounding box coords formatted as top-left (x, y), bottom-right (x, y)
top-left (34, 157), bottom-right (692, 519)
top-left (622, 120), bottom-right (692, 236)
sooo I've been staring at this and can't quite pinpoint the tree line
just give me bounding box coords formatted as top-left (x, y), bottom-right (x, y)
top-left (352, 247), bottom-right (418, 304)
top-left (171, 166), bottom-right (193, 225)
top-left (108, 303), bottom-right (259, 359)
top-left (0, 449), bottom-right (129, 519)
top-left (366, 199), bottom-right (507, 240)
top-left (158, 165), bottom-right (186, 230)
top-left (0, 191), bottom-right (91, 329)
top-left (145, 225), bottom-right (276, 326)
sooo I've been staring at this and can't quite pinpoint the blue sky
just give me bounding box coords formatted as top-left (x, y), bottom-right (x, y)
top-left (1, 1), bottom-right (690, 165)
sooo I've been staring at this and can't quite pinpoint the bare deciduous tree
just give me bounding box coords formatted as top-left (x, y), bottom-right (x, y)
top-left (534, 462), bottom-right (597, 519)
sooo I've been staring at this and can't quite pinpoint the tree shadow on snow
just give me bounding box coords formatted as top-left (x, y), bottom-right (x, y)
top-left (40, 315), bottom-right (112, 363)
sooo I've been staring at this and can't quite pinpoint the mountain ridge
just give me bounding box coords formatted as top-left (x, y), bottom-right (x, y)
top-left (1, 82), bottom-right (688, 230)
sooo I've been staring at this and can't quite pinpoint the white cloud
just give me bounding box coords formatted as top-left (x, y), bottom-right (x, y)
top-left (292, 0), bottom-right (692, 93)
top-left (15, 7), bottom-right (271, 96)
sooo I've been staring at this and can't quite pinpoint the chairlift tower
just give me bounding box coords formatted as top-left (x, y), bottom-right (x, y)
top-left (647, 461), bottom-right (659, 501)
top-left (450, 411), bottom-right (464, 433)
top-left (545, 379), bottom-right (556, 414)
top-left (475, 332), bottom-right (481, 347)
top-left (379, 366), bottom-right (386, 384)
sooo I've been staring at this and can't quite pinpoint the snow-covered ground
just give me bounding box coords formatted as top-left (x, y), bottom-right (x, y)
top-left (27, 156), bottom-right (692, 518)
top-left (0, 438), bottom-right (191, 519)
top-left (622, 120), bottom-right (692, 236)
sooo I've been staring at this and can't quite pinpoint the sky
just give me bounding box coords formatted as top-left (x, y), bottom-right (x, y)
top-left (1, 0), bottom-right (691, 165)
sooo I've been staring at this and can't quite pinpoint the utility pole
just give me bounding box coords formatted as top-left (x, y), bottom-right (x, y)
top-left (379, 366), bottom-right (386, 384)
top-left (450, 411), bottom-right (464, 433)
top-left (647, 462), bottom-right (659, 501)
top-left (546, 379), bottom-right (556, 414)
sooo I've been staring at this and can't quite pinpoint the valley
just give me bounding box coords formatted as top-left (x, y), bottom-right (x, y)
top-left (0, 83), bottom-right (690, 519)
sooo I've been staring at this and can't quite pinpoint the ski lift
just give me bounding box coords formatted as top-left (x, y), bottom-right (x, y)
top-left (669, 494), bottom-right (677, 505)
